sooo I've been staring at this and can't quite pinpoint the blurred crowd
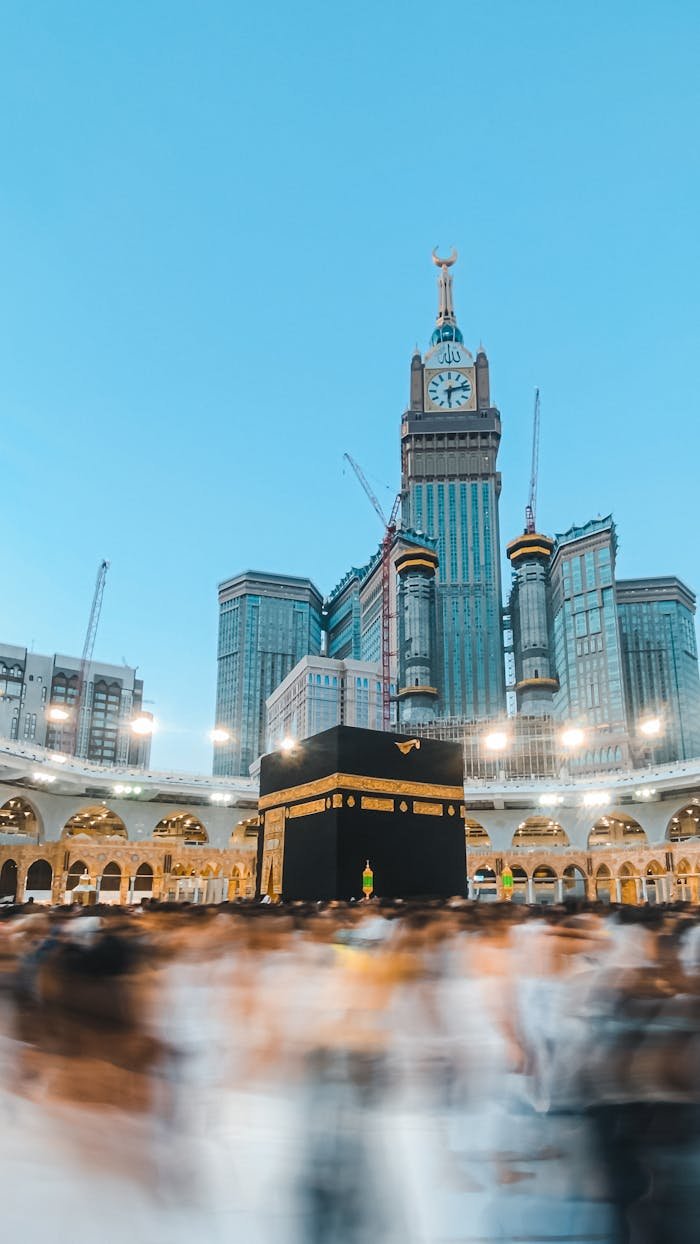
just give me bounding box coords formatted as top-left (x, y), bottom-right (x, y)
top-left (0, 897), bottom-right (699, 1243)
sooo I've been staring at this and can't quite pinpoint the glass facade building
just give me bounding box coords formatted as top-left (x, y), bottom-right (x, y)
top-left (549, 517), bottom-right (630, 768)
top-left (215, 572), bottom-right (323, 776)
top-left (617, 577), bottom-right (700, 763)
top-left (325, 550), bottom-right (390, 668)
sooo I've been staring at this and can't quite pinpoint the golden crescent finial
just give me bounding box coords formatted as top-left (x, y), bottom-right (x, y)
top-left (432, 246), bottom-right (457, 268)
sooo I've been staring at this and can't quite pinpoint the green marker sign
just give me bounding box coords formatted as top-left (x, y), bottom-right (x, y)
top-left (362, 860), bottom-right (374, 897)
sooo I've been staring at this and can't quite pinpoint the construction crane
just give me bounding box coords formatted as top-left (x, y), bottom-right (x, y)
top-left (343, 453), bottom-right (400, 729)
top-left (74, 559), bottom-right (110, 755)
top-left (524, 387), bottom-right (541, 534)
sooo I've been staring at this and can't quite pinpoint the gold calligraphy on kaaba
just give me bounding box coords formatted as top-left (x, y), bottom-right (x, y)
top-left (259, 771), bottom-right (463, 812)
top-left (261, 806), bottom-right (286, 898)
top-left (288, 798), bottom-right (326, 818)
top-left (360, 796), bottom-right (395, 813)
top-left (413, 801), bottom-right (443, 817)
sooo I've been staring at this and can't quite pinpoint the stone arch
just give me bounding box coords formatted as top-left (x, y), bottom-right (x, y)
top-left (618, 861), bottom-right (638, 905)
top-left (66, 859), bottom-right (88, 890)
top-left (0, 858), bottom-right (18, 900)
top-left (562, 863), bottom-right (587, 900)
top-left (25, 858), bottom-right (52, 900)
top-left (100, 861), bottom-right (121, 894)
top-left (588, 810), bottom-right (648, 848)
top-left (532, 864), bottom-right (557, 904)
top-left (595, 863), bottom-right (612, 904)
top-left (228, 865), bottom-right (243, 900)
top-left (153, 811), bottom-right (208, 845)
top-left (62, 805), bottom-right (127, 841)
top-left (512, 816), bottom-right (569, 847)
top-left (0, 796), bottom-right (42, 841)
top-left (644, 859), bottom-right (666, 906)
top-left (134, 863), bottom-right (154, 893)
top-left (465, 817), bottom-right (491, 847)
top-left (508, 863), bottom-right (529, 903)
top-left (675, 858), bottom-right (699, 903)
top-left (666, 804), bottom-right (700, 842)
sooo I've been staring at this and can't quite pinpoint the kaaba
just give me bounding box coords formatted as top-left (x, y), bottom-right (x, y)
top-left (258, 725), bottom-right (466, 901)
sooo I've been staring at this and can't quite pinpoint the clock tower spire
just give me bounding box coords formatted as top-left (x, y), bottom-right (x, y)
top-left (432, 247), bottom-right (458, 331)
top-left (399, 249), bottom-right (506, 722)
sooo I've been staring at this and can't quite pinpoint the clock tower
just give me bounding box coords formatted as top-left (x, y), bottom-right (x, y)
top-left (401, 251), bottom-right (506, 720)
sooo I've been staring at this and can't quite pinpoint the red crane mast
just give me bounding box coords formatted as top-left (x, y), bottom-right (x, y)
top-left (343, 453), bottom-right (400, 729)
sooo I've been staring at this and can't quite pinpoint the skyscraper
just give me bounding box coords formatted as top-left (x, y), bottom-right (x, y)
top-left (325, 529), bottom-right (437, 721)
top-left (215, 571), bottom-right (323, 776)
top-left (617, 576), bottom-right (700, 762)
top-left (549, 516), bottom-right (630, 765)
top-left (400, 251), bottom-right (505, 719)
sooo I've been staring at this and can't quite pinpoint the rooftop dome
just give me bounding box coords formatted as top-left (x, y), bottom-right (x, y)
top-left (430, 323), bottom-right (464, 346)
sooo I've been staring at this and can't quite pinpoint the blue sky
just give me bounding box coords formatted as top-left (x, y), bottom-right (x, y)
top-left (1, 1), bottom-right (698, 771)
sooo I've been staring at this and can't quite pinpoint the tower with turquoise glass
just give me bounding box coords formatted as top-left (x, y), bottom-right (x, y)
top-left (400, 252), bottom-right (505, 720)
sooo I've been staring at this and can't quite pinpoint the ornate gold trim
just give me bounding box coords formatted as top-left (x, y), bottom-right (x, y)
top-left (414, 800), bottom-right (443, 817)
top-left (260, 806), bottom-right (285, 897)
top-left (288, 798), bottom-right (326, 818)
top-left (259, 771), bottom-right (464, 811)
top-left (515, 677), bottom-right (559, 691)
top-left (396, 558), bottom-right (438, 573)
top-left (507, 544), bottom-right (553, 561)
top-left (361, 796), bottom-right (394, 813)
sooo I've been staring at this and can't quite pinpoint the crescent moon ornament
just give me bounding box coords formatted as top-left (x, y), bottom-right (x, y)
top-left (432, 246), bottom-right (458, 268)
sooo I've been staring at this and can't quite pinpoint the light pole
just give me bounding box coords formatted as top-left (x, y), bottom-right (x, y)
top-left (638, 715), bottom-right (664, 768)
top-left (559, 724), bottom-right (587, 777)
top-left (479, 728), bottom-right (511, 900)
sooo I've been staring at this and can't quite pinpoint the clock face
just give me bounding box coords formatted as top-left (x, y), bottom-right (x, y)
top-left (426, 370), bottom-right (473, 410)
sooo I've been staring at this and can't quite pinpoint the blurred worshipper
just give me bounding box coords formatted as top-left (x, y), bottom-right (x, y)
top-left (0, 899), bottom-right (696, 1243)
